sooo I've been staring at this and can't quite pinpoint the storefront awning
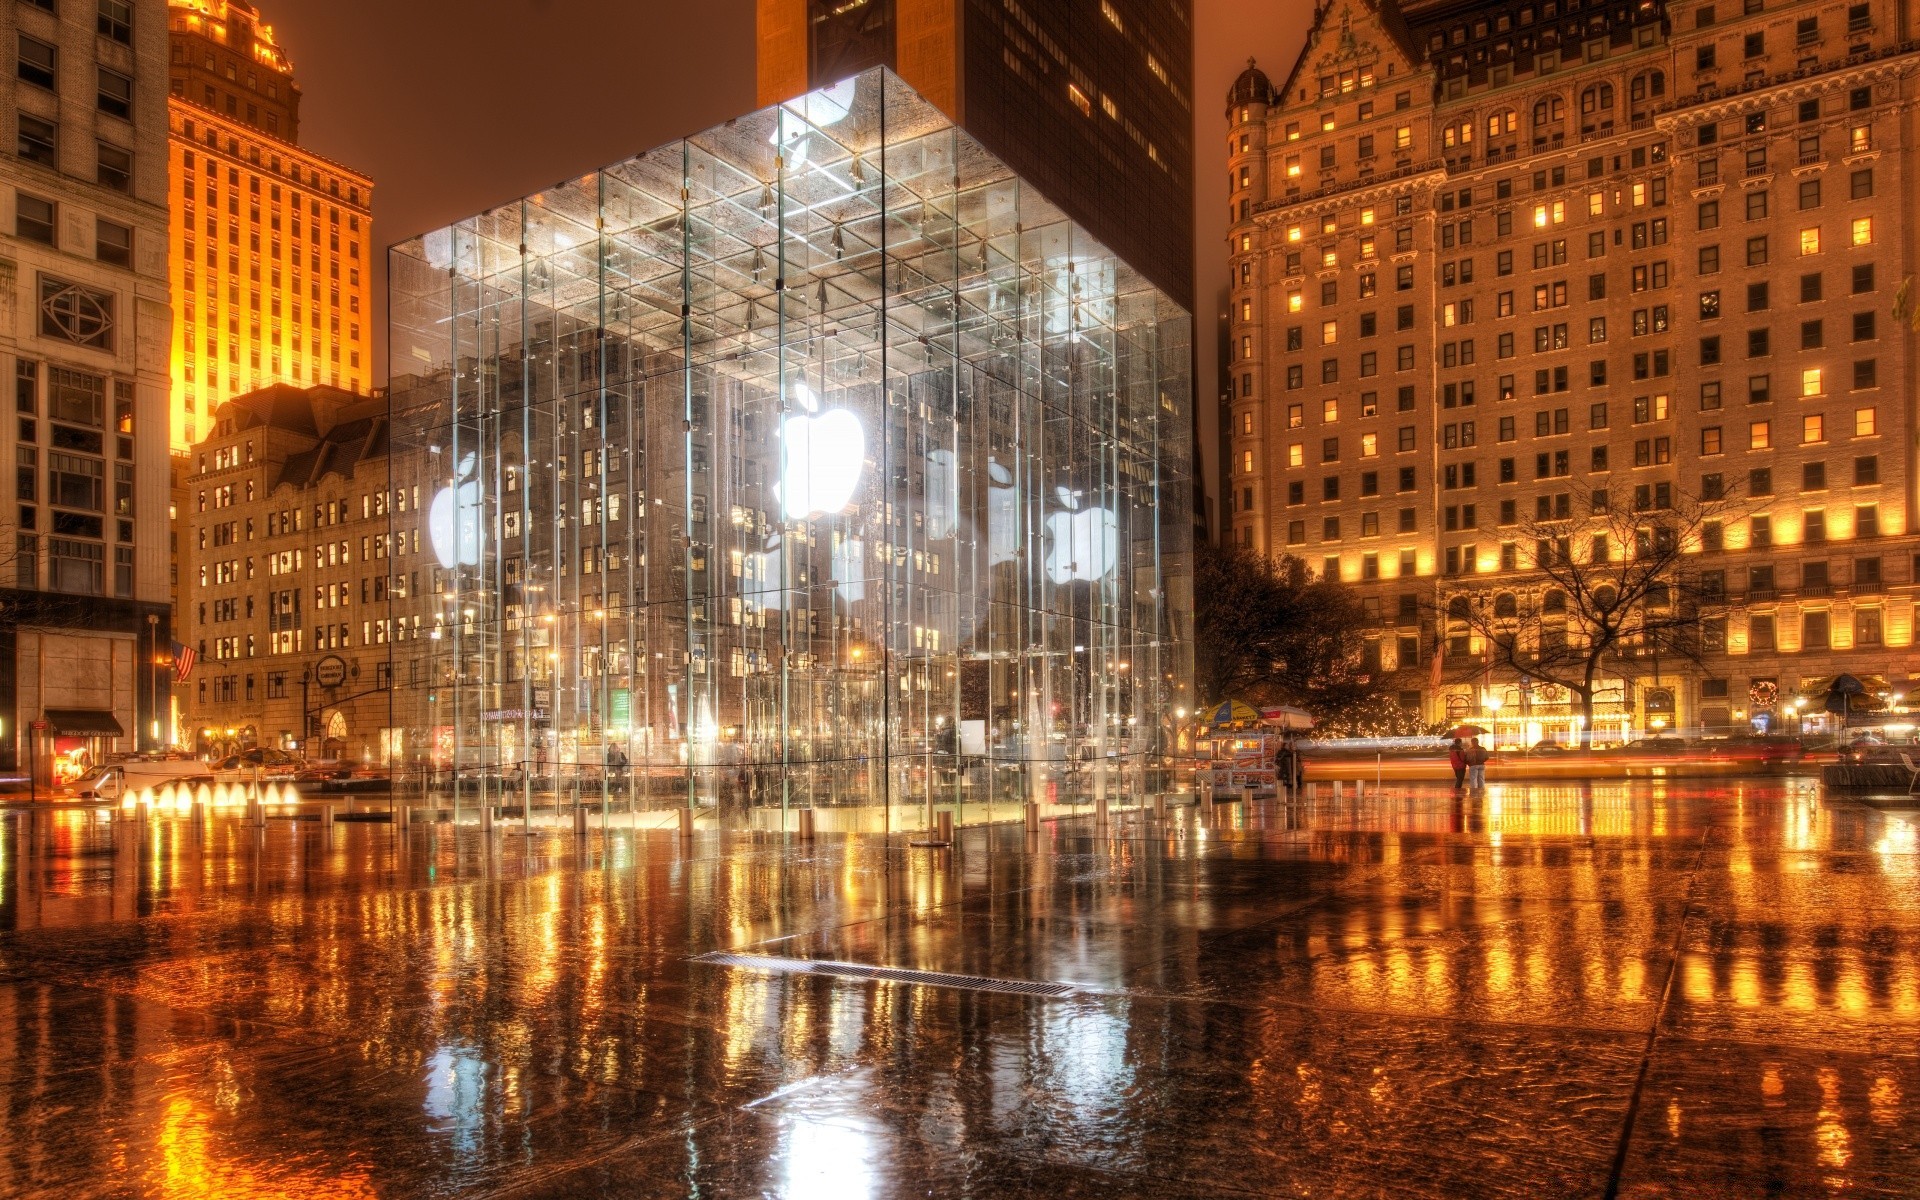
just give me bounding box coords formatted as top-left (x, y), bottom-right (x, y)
top-left (43, 709), bottom-right (125, 737)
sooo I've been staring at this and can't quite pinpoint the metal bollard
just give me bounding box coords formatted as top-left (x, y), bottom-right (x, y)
top-left (479, 803), bottom-right (494, 834)
top-left (1355, 778), bottom-right (1366, 799)
top-left (678, 806), bottom-right (695, 840)
top-left (1094, 795), bottom-right (1110, 825)
top-left (320, 804), bottom-right (335, 833)
top-left (797, 808), bottom-right (816, 840)
top-left (572, 805), bottom-right (589, 837)
top-left (935, 809), bottom-right (954, 845)
top-left (1024, 801), bottom-right (1041, 834)
top-left (1152, 792), bottom-right (1168, 820)
top-left (394, 802), bottom-right (410, 830)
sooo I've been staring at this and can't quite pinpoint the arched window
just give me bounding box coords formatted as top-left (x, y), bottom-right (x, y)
top-left (1630, 70), bottom-right (1665, 103)
top-left (1532, 94), bottom-right (1565, 126)
top-left (1494, 593), bottom-right (1519, 618)
top-left (1580, 83), bottom-right (1615, 114)
top-left (1448, 595), bottom-right (1472, 620)
top-left (1487, 109), bottom-right (1518, 137)
top-left (1542, 589), bottom-right (1568, 615)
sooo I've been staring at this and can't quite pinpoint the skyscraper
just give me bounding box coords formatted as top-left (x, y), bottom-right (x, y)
top-left (164, 0), bottom-right (372, 450)
top-left (1229, 0), bottom-right (1919, 740)
top-left (756, 0), bottom-right (1196, 312)
top-left (3, 0), bottom-right (175, 779)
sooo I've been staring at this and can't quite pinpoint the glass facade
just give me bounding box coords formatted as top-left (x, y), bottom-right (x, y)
top-left (387, 69), bottom-right (1193, 832)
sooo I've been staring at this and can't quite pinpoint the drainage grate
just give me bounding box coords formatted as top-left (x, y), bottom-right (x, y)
top-left (692, 951), bottom-right (1077, 999)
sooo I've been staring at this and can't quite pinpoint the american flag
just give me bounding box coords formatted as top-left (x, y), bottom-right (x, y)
top-left (172, 641), bottom-right (197, 682)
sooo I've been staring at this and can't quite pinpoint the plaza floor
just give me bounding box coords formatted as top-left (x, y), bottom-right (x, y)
top-left (0, 779), bottom-right (1915, 1198)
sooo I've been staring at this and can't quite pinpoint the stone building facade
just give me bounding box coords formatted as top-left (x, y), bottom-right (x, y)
top-left (2, 0), bottom-right (176, 780)
top-left (1228, 0), bottom-right (1920, 741)
top-left (177, 383), bottom-right (426, 761)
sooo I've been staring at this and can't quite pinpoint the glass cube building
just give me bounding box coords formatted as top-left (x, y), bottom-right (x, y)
top-left (387, 69), bottom-right (1194, 831)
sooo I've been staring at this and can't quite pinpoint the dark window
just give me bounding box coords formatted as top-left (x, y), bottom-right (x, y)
top-left (15, 194), bottom-right (55, 245)
top-left (18, 36), bottom-right (56, 90)
top-left (17, 115), bottom-right (56, 166)
top-left (97, 0), bottom-right (132, 43)
top-left (96, 67), bottom-right (133, 120)
top-left (96, 143), bottom-right (132, 193)
top-left (95, 219), bottom-right (131, 268)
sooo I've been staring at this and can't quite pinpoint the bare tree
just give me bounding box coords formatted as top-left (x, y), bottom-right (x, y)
top-left (1431, 485), bottom-right (1743, 748)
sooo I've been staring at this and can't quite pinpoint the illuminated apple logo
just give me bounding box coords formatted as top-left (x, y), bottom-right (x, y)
top-left (429, 451), bottom-right (481, 569)
top-left (778, 382), bottom-right (865, 519)
top-left (1043, 486), bottom-right (1118, 585)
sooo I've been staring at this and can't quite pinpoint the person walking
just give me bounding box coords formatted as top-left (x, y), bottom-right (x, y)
top-left (1448, 738), bottom-right (1468, 790)
top-left (1466, 737), bottom-right (1489, 790)
top-left (1273, 737), bottom-right (1296, 797)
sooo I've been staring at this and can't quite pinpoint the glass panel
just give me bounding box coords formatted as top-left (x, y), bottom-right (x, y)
top-left (387, 68), bottom-right (1193, 833)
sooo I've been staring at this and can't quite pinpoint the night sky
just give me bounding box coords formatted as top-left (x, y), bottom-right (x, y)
top-left (265, 0), bottom-right (1309, 509)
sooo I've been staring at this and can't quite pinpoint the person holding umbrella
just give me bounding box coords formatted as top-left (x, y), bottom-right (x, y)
top-left (1447, 737), bottom-right (1467, 790)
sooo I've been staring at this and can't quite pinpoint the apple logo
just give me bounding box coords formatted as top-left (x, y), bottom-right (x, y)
top-left (429, 451), bottom-right (481, 569)
top-left (778, 381), bottom-right (865, 519)
top-left (1042, 486), bottom-right (1118, 585)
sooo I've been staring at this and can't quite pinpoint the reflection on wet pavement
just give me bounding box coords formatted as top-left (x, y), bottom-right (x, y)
top-left (0, 780), bottom-right (1914, 1197)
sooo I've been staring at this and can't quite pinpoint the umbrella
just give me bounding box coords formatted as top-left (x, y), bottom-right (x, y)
top-left (1260, 705), bottom-right (1316, 732)
top-left (1205, 699), bottom-right (1261, 727)
top-left (1448, 724), bottom-right (1488, 739)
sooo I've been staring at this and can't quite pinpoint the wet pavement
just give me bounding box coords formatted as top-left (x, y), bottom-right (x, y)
top-left (0, 780), bottom-right (1915, 1198)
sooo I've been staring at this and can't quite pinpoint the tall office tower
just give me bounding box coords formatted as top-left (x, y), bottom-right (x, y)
top-left (756, 0), bottom-right (1197, 311)
top-left (3, 0), bottom-right (175, 780)
top-left (164, 0), bottom-right (372, 450)
top-left (1230, 0), bottom-right (1918, 741)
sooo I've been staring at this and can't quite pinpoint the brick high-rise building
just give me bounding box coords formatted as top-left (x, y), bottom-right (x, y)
top-left (1229, 0), bottom-right (1919, 741)
top-left (3, 0), bottom-right (176, 780)
top-left (164, 0), bottom-right (371, 450)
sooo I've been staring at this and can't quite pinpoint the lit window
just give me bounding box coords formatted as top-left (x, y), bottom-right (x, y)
top-left (1321, 216), bottom-right (1337, 235)
top-left (1804, 413), bottom-right (1825, 443)
top-left (1443, 302), bottom-right (1459, 326)
top-left (1242, 450), bottom-right (1255, 473)
top-left (1068, 84), bottom-right (1092, 118)
top-left (1359, 236), bottom-right (1376, 258)
top-left (1589, 191), bottom-right (1604, 216)
top-left (1101, 0), bottom-right (1123, 31)
top-left (1287, 156), bottom-right (1302, 178)
top-left (1361, 432), bottom-right (1379, 457)
top-left (1850, 124), bottom-right (1871, 152)
top-left (1360, 207), bottom-right (1376, 225)
top-left (1322, 113), bottom-right (1336, 131)
top-left (1240, 233), bottom-right (1252, 252)
top-left (1323, 399), bottom-right (1339, 421)
top-left (1852, 217), bottom-right (1873, 245)
top-left (1533, 200), bottom-right (1566, 227)
top-left (1241, 299), bottom-right (1253, 321)
top-left (1287, 225), bottom-right (1303, 242)
top-left (1321, 321), bottom-right (1338, 344)
top-left (1800, 227), bottom-right (1821, 255)
top-left (1286, 122), bottom-right (1301, 142)
top-left (1632, 182), bottom-right (1647, 206)
top-left (1289, 443), bottom-right (1305, 467)
top-left (1288, 291), bottom-right (1304, 312)
top-left (1751, 420), bottom-right (1771, 449)
top-left (1395, 126), bottom-right (1412, 150)
top-left (1322, 248), bottom-right (1338, 267)
top-left (1856, 406), bottom-right (1877, 436)
top-left (1802, 367), bottom-right (1824, 396)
